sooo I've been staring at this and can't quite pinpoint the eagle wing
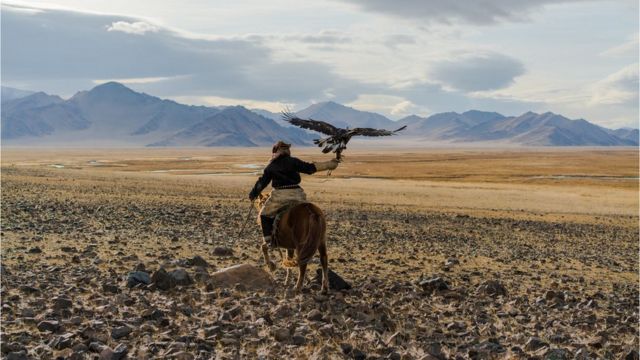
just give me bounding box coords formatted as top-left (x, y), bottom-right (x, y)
top-left (349, 125), bottom-right (407, 137)
top-left (281, 111), bottom-right (339, 136)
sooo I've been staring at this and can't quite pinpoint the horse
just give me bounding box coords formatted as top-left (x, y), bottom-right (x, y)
top-left (254, 193), bottom-right (329, 294)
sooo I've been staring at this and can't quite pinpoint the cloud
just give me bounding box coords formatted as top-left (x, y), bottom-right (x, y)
top-left (429, 52), bottom-right (525, 92)
top-left (383, 34), bottom-right (416, 49)
top-left (590, 63), bottom-right (639, 106)
top-left (170, 95), bottom-right (294, 113)
top-left (338, 0), bottom-right (587, 25)
top-left (0, 2), bottom-right (569, 124)
top-left (107, 21), bottom-right (159, 35)
top-left (92, 76), bottom-right (180, 85)
top-left (0, 4), bottom-right (360, 103)
top-left (285, 30), bottom-right (352, 44)
top-left (600, 34), bottom-right (639, 57)
top-left (347, 94), bottom-right (430, 118)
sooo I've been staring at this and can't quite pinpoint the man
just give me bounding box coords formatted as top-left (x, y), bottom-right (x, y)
top-left (249, 140), bottom-right (339, 246)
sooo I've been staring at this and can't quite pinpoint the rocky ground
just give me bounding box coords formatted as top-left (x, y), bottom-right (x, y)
top-left (1, 166), bottom-right (638, 359)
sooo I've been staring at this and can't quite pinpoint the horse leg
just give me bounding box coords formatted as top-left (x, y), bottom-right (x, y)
top-left (319, 242), bottom-right (329, 294)
top-left (295, 262), bottom-right (308, 294)
top-left (261, 243), bottom-right (276, 273)
top-left (284, 249), bottom-right (295, 286)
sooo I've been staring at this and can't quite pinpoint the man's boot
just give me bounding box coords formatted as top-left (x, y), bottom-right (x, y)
top-left (260, 215), bottom-right (274, 246)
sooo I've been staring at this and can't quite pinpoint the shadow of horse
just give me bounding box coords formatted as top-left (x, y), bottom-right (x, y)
top-left (255, 193), bottom-right (329, 294)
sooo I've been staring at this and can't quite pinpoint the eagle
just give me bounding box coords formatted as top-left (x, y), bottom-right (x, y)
top-left (282, 111), bottom-right (406, 160)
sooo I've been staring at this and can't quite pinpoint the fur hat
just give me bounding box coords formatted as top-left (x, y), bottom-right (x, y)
top-left (272, 140), bottom-right (291, 153)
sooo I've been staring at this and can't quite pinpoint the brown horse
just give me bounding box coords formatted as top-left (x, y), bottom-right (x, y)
top-left (255, 194), bottom-right (329, 294)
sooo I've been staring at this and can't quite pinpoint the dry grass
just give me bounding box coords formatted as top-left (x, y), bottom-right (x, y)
top-left (1, 147), bottom-right (638, 359)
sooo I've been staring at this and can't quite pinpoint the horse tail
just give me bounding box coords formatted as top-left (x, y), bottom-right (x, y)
top-left (297, 203), bottom-right (325, 265)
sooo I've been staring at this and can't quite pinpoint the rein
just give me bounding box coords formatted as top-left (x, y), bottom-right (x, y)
top-left (236, 203), bottom-right (254, 238)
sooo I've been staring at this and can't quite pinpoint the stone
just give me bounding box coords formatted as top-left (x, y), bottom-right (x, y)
top-left (207, 264), bottom-right (274, 290)
top-left (544, 348), bottom-right (570, 360)
top-left (418, 277), bottom-right (449, 294)
top-left (192, 266), bottom-right (210, 283)
top-left (291, 335), bottom-right (306, 345)
top-left (113, 344), bottom-right (128, 360)
top-left (19, 285), bottom-right (39, 294)
top-left (313, 268), bottom-right (352, 290)
top-left (142, 308), bottom-right (165, 321)
top-left (127, 271), bottom-right (151, 288)
top-left (89, 342), bottom-right (107, 353)
top-left (187, 255), bottom-right (210, 267)
top-left (151, 268), bottom-right (175, 290)
top-left (445, 258), bottom-right (460, 267)
top-left (477, 280), bottom-right (508, 296)
top-left (37, 320), bottom-right (60, 332)
top-left (213, 247), bottom-right (233, 256)
top-left (173, 351), bottom-right (195, 360)
top-left (352, 348), bottom-right (366, 360)
top-left (5, 351), bottom-right (28, 360)
top-left (111, 326), bottom-right (132, 340)
top-left (273, 327), bottom-right (290, 342)
top-left (28, 247), bottom-right (42, 254)
top-left (524, 337), bottom-right (549, 351)
top-left (170, 269), bottom-right (192, 286)
top-left (306, 309), bottom-right (323, 321)
top-left (102, 283), bottom-right (120, 294)
top-left (2, 342), bottom-right (26, 354)
top-left (574, 348), bottom-right (590, 360)
top-left (53, 297), bottom-right (73, 311)
top-left (340, 343), bottom-right (353, 354)
top-left (72, 343), bottom-right (88, 353)
top-left (473, 341), bottom-right (505, 354)
top-left (626, 350), bottom-right (640, 360)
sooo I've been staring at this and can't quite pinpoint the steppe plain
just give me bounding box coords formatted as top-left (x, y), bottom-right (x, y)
top-left (1, 147), bottom-right (638, 359)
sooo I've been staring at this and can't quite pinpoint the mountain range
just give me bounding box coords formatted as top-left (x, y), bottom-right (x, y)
top-left (1, 83), bottom-right (637, 147)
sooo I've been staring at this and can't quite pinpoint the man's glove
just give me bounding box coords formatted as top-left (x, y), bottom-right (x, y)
top-left (314, 159), bottom-right (339, 171)
top-left (249, 190), bottom-right (258, 201)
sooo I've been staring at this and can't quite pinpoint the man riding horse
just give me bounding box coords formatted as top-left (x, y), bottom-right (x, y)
top-left (249, 140), bottom-right (339, 247)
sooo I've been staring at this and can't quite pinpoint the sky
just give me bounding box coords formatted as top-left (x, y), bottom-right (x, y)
top-left (1, 0), bottom-right (638, 128)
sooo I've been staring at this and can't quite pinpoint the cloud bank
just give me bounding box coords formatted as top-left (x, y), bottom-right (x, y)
top-left (339, 0), bottom-right (588, 25)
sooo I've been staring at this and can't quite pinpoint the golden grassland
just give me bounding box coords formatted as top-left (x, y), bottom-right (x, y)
top-left (1, 147), bottom-right (638, 359)
top-left (3, 147), bottom-right (638, 221)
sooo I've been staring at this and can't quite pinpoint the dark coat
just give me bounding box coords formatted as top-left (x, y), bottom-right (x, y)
top-left (249, 155), bottom-right (317, 200)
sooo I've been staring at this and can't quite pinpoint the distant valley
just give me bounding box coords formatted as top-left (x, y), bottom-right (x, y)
top-left (1, 83), bottom-right (637, 147)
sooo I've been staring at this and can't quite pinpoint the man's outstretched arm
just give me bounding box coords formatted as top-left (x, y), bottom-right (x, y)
top-left (313, 159), bottom-right (339, 172)
top-left (292, 157), bottom-right (338, 174)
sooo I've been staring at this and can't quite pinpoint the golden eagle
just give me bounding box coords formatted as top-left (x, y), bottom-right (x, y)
top-left (282, 111), bottom-right (406, 160)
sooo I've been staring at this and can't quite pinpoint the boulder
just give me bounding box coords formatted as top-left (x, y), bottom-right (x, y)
top-left (212, 247), bottom-right (233, 256)
top-left (127, 271), bottom-right (151, 288)
top-left (186, 255), bottom-right (210, 268)
top-left (207, 264), bottom-right (273, 290)
top-left (544, 348), bottom-right (570, 360)
top-left (418, 277), bottom-right (449, 294)
top-left (169, 269), bottom-right (192, 286)
top-left (525, 337), bottom-right (549, 351)
top-left (313, 268), bottom-right (352, 290)
top-left (151, 268), bottom-right (175, 291)
top-left (37, 320), bottom-right (60, 332)
top-left (477, 280), bottom-right (508, 296)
